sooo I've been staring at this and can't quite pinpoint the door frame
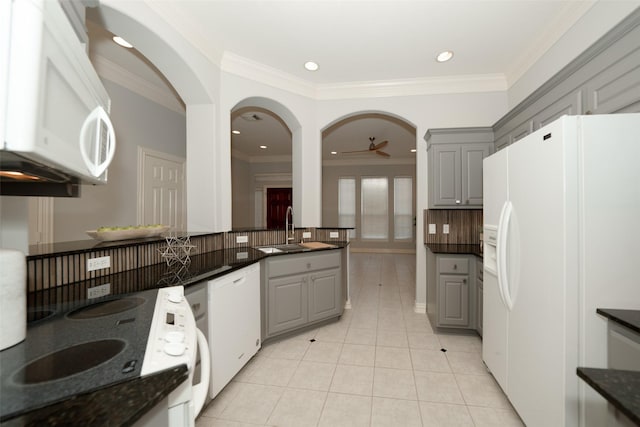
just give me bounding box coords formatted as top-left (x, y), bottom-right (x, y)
top-left (137, 146), bottom-right (186, 229)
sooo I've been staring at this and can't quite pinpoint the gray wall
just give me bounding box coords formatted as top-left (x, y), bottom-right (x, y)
top-left (322, 163), bottom-right (416, 252)
top-left (53, 79), bottom-right (186, 242)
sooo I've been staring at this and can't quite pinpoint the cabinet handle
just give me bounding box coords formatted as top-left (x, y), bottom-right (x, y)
top-left (453, 264), bottom-right (457, 270)
top-left (463, 279), bottom-right (467, 284)
top-left (455, 200), bottom-right (461, 204)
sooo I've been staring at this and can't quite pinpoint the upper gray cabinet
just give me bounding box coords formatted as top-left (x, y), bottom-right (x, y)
top-left (426, 128), bottom-right (493, 209)
top-left (494, 9), bottom-right (640, 151)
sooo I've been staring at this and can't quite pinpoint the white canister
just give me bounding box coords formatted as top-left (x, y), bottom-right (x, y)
top-left (0, 248), bottom-right (26, 350)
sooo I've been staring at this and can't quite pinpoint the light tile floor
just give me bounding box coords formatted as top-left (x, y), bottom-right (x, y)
top-left (196, 253), bottom-right (524, 427)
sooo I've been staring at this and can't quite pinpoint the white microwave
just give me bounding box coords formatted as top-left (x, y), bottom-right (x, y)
top-left (1, 0), bottom-right (115, 196)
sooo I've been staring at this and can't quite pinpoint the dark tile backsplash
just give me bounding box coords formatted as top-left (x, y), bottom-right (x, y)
top-left (26, 228), bottom-right (348, 293)
top-left (423, 209), bottom-right (482, 244)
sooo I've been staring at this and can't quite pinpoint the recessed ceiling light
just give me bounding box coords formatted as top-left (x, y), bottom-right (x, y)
top-left (231, 130), bottom-right (241, 135)
top-left (331, 151), bottom-right (337, 155)
top-left (410, 148), bottom-right (417, 153)
top-left (304, 61), bottom-right (319, 71)
top-left (259, 145), bottom-right (267, 150)
top-left (436, 50), bottom-right (454, 63)
top-left (113, 36), bottom-right (133, 49)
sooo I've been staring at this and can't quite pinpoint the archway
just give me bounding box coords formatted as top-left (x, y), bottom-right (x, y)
top-left (321, 111), bottom-right (417, 252)
top-left (94, 1), bottom-right (225, 231)
top-left (231, 97), bottom-right (301, 229)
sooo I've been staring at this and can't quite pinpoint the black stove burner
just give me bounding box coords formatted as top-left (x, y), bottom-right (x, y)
top-left (12, 339), bottom-right (126, 384)
top-left (67, 297), bottom-right (146, 320)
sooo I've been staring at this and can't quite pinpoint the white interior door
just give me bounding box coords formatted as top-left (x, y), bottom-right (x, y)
top-left (138, 147), bottom-right (185, 230)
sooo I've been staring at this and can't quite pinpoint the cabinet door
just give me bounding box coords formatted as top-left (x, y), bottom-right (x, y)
top-left (533, 89), bottom-right (583, 130)
top-left (461, 144), bottom-right (491, 207)
top-left (437, 274), bottom-right (469, 327)
top-left (431, 144), bottom-right (461, 207)
top-left (308, 268), bottom-right (341, 323)
top-left (268, 274), bottom-right (308, 335)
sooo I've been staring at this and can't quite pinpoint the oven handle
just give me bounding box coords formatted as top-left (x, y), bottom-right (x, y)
top-left (192, 328), bottom-right (210, 417)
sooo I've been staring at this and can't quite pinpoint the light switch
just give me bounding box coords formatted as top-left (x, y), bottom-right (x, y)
top-left (236, 235), bottom-right (248, 243)
top-left (443, 224), bottom-right (449, 234)
top-left (428, 224), bottom-right (436, 234)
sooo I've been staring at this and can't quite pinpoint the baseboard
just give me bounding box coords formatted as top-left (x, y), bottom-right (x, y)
top-left (414, 302), bottom-right (426, 314)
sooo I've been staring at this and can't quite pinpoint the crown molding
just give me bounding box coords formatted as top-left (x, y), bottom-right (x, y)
top-left (91, 54), bottom-right (186, 115)
top-left (222, 52), bottom-right (507, 100)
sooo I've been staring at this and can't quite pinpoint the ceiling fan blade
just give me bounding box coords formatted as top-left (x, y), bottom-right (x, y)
top-left (376, 150), bottom-right (391, 158)
top-left (341, 149), bottom-right (372, 154)
top-left (371, 140), bottom-right (388, 150)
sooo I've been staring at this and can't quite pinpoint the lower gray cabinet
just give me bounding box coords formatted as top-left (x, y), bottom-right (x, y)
top-left (268, 273), bottom-right (308, 335)
top-left (438, 274), bottom-right (469, 327)
top-left (308, 269), bottom-right (341, 323)
top-left (262, 250), bottom-right (343, 340)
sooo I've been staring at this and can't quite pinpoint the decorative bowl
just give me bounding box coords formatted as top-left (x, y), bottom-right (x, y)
top-left (86, 226), bottom-right (170, 242)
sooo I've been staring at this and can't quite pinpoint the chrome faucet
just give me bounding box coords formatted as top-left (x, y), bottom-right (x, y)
top-left (285, 206), bottom-right (294, 242)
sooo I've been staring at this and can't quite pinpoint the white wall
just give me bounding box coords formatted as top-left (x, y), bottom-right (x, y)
top-left (53, 80), bottom-right (186, 242)
top-left (508, 2), bottom-right (639, 108)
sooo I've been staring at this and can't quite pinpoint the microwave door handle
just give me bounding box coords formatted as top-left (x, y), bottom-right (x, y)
top-left (79, 106), bottom-right (116, 178)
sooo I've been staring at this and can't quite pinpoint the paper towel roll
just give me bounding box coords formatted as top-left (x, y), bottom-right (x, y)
top-left (0, 248), bottom-right (26, 350)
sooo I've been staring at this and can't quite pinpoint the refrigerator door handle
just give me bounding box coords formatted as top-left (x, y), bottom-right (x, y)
top-left (497, 201), bottom-right (514, 311)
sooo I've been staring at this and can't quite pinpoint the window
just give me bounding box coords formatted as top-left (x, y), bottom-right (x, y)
top-left (394, 177), bottom-right (413, 240)
top-left (338, 178), bottom-right (356, 238)
top-left (361, 177), bottom-right (388, 240)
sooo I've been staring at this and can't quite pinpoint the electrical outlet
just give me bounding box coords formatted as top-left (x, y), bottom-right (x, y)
top-left (236, 235), bottom-right (248, 243)
top-left (428, 224), bottom-right (436, 234)
top-left (443, 224), bottom-right (450, 234)
top-left (329, 231), bottom-right (339, 238)
top-left (87, 283), bottom-right (111, 299)
top-left (87, 256), bottom-right (111, 272)
top-left (302, 231), bottom-right (311, 239)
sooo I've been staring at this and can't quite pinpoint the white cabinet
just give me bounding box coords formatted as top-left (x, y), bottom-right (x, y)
top-left (426, 128), bottom-right (493, 209)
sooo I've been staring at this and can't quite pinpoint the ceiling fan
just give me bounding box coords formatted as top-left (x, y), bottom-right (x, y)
top-left (341, 137), bottom-right (390, 158)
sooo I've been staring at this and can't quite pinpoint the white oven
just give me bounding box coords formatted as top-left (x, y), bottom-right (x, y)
top-left (137, 286), bottom-right (210, 427)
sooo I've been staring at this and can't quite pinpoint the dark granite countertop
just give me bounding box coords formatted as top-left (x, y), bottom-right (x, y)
top-left (425, 243), bottom-right (483, 259)
top-left (0, 288), bottom-right (187, 424)
top-left (577, 367), bottom-right (640, 425)
top-left (3, 242), bottom-right (349, 424)
top-left (1, 366), bottom-right (187, 427)
top-left (597, 308), bottom-right (640, 334)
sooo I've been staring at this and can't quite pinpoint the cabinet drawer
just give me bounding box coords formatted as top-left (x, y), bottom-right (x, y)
top-left (438, 257), bottom-right (469, 274)
top-left (268, 251), bottom-right (341, 278)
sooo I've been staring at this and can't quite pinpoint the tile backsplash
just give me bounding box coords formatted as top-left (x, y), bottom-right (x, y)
top-left (423, 209), bottom-right (483, 244)
top-left (26, 228), bottom-right (349, 293)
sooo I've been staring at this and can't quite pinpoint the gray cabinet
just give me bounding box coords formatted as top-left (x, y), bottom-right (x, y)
top-left (426, 128), bottom-right (493, 209)
top-left (268, 273), bottom-right (308, 335)
top-left (426, 251), bottom-right (476, 330)
top-left (493, 10), bottom-right (640, 151)
top-left (438, 274), bottom-right (469, 327)
top-left (262, 250), bottom-right (343, 340)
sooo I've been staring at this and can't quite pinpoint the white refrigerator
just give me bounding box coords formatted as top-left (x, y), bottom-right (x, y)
top-left (482, 113), bottom-right (640, 427)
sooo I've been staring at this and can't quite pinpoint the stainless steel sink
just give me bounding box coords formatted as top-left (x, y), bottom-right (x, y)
top-left (255, 243), bottom-right (307, 254)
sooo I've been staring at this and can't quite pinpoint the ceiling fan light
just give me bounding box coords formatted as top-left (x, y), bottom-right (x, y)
top-left (436, 50), bottom-right (454, 63)
top-left (304, 61), bottom-right (319, 71)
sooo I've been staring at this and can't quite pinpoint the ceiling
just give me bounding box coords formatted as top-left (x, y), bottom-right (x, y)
top-left (88, 1), bottom-right (599, 163)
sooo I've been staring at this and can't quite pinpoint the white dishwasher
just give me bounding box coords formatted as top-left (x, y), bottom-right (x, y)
top-left (208, 263), bottom-right (261, 398)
